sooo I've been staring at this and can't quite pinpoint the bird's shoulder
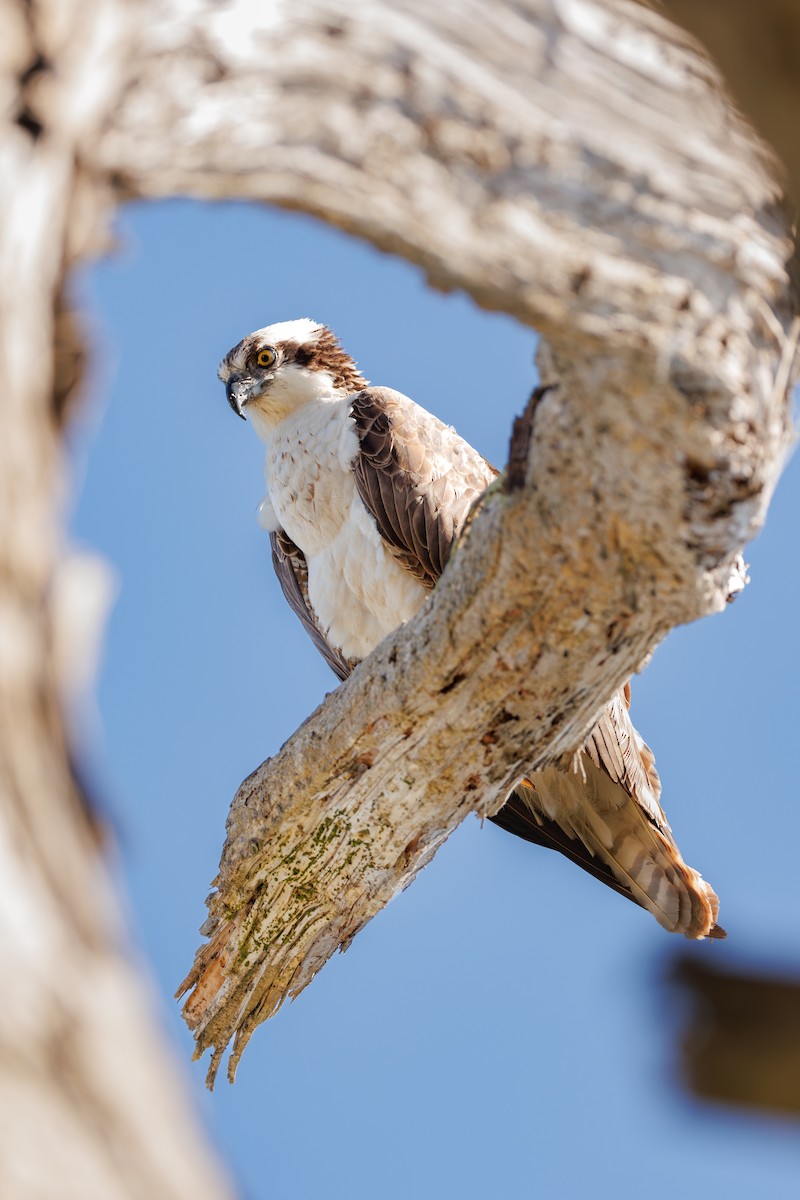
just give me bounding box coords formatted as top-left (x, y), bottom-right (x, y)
top-left (349, 385), bottom-right (497, 490)
top-left (346, 386), bottom-right (497, 586)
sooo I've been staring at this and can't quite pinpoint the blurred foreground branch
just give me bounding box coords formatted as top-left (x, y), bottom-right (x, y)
top-left (661, 0), bottom-right (800, 221)
top-left (0, 0), bottom-right (797, 1191)
top-left (0, 0), bottom-right (234, 1195)
top-left (671, 957), bottom-right (800, 1118)
top-left (145, 0), bottom-right (797, 1084)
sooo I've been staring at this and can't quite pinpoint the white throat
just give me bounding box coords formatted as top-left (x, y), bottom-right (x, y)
top-left (247, 365), bottom-right (341, 442)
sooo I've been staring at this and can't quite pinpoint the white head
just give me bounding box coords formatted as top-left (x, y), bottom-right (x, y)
top-left (218, 319), bottom-right (367, 434)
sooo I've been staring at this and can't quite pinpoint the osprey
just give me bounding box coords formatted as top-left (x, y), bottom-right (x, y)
top-left (219, 318), bottom-right (723, 939)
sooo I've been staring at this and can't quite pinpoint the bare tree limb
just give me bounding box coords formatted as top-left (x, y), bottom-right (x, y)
top-left (660, 0), bottom-right (800, 219)
top-left (107, 1), bottom-right (796, 1083)
top-left (96, 0), bottom-right (793, 346)
top-left (2, 2), bottom-right (798, 1185)
top-left (0, 0), bottom-right (233, 1192)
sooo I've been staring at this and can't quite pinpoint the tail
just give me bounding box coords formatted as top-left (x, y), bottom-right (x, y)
top-left (491, 689), bottom-right (724, 940)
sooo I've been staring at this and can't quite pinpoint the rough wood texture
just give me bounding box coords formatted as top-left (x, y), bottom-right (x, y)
top-left (146, 2), bottom-right (797, 1084)
top-left (96, 0), bottom-right (794, 346)
top-left (0, 0), bottom-right (233, 1194)
top-left (2, 1), bottom-right (797, 1182)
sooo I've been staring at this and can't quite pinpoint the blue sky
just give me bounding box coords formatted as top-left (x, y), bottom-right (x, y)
top-left (70, 200), bottom-right (800, 1199)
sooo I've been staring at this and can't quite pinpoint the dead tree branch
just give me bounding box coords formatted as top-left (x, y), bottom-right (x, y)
top-left (2, 2), bottom-right (797, 1179)
top-left (89, 1), bottom-right (796, 1084)
top-left (0, 0), bottom-right (234, 1193)
top-left (661, 0), bottom-right (800, 219)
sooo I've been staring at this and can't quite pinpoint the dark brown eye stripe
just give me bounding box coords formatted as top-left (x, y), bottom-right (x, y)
top-left (280, 330), bottom-right (367, 393)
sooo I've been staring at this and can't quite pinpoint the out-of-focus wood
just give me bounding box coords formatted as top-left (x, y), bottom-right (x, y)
top-left (662, 0), bottom-right (800, 215)
top-left (671, 957), bottom-right (800, 1118)
top-left (125, 1), bottom-right (795, 1084)
top-left (0, 0), bottom-right (233, 1194)
top-left (1, 0), bottom-right (797, 1175)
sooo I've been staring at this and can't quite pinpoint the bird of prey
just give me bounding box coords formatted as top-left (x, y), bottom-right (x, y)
top-left (219, 318), bottom-right (723, 939)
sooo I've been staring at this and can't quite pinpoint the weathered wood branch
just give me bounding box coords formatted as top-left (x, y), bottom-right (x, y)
top-left (661, 0), bottom-right (800, 220)
top-left (96, 0), bottom-right (793, 345)
top-left (3, 0), bottom-right (798, 1182)
top-left (0, 0), bottom-right (234, 1193)
top-left (111, 2), bottom-right (797, 1083)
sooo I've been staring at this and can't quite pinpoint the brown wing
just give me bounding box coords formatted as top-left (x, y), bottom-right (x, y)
top-left (270, 529), bottom-right (355, 683)
top-left (350, 387), bottom-right (498, 587)
top-left (583, 682), bottom-right (664, 824)
top-left (519, 691), bottom-right (723, 939)
top-left (270, 386), bottom-right (496, 679)
top-left (491, 784), bottom-right (645, 909)
top-left (492, 687), bottom-right (667, 915)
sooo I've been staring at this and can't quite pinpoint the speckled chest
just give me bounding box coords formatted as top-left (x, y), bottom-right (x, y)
top-left (264, 397), bottom-right (360, 557)
top-left (260, 395), bottom-right (428, 660)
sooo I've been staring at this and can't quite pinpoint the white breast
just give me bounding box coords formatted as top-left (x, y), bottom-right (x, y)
top-left (262, 398), bottom-right (427, 662)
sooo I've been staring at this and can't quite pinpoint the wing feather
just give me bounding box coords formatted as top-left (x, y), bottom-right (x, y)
top-left (584, 691), bottom-right (666, 829)
top-left (520, 703), bottom-right (723, 938)
top-left (270, 529), bottom-right (355, 683)
top-left (350, 386), bottom-right (497, 587)
top-left (491, 784), bottom-right (644, 910)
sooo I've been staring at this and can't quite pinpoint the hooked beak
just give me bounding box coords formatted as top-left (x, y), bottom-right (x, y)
top-left (225, 374), bottom-right (252, 420)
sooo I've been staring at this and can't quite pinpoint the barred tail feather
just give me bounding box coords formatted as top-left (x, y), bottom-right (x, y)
top-left (518, 760), bottom-right (723, 939)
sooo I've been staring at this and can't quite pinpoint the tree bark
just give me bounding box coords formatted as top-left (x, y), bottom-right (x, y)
top-left (1, 0), bottom-right (796, 1187)
top-left (0, 0), bottom-right (235, 1194)
top-left (98, 0), bottom-right (793, 1084)
top-left (660, 0), bottom-right (800, 221)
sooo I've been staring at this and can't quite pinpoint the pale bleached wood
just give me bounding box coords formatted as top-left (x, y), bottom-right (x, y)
top-left (2, 0), bottom-right (797, 1167)
top-left (127, 2), bottom-right (797, 1084)
top-left (96, 0), bottom-right (791, 350)
top-left (661, 0), bottom-right (800, 215)
top-left (0, 0), bottom-right (233, 1194)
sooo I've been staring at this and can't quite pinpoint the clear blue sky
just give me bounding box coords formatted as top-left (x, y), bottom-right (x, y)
top-left (70, 200), bottom-right (800, 1199)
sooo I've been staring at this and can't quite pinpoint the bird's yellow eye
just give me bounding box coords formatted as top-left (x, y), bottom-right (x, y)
top-left (257, 347), bottom-right (277, 368)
